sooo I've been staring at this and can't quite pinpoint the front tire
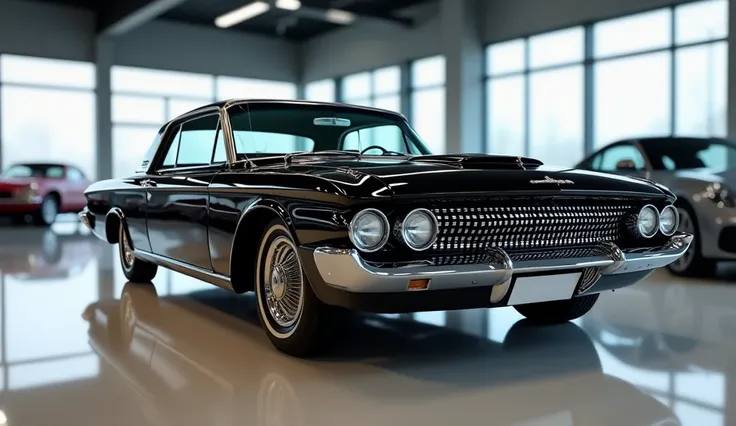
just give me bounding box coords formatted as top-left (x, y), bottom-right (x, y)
top-left (667, 205), bottom-right (716, 277)
top-left (118, 223), bottom-right (158, 282)
top-left (254, 220), bottom-right (346, 357)
top-left (514, 293), bottom-right (600, 324)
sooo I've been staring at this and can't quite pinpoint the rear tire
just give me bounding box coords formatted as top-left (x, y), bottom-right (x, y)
top-left (254, 219), bottom-right (347, 357)
top-left (514, 293), bottom-right (600, 324)
top-left (667, 204), bottom-right (716, 277)
top-left (118, 223), bottom-right (158, 282)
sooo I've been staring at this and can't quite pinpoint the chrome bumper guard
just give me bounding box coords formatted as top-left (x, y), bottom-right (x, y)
top-left (312, 233), bottom-right (693, 294)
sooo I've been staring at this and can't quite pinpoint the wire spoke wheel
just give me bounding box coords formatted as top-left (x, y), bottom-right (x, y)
top-left (121, 230), bottom-right (135, 268)
top-left (263, 236), bottom-right (304, 329)
top-left (670, 208), bottom-right (695, 272)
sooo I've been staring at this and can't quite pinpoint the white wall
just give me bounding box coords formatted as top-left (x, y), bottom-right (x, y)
top-left (113, 20), bottom-right (298, 81)
top-left (0, 0), bottom-right (95, 62)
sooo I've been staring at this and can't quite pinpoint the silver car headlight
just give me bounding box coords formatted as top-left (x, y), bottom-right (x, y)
top-left (15, 183), bottom-right (39, 202)
top-left (401, 208), bottom-right (438, 251)
top-left (637, 205), bottom-right (659, 238)
top-left (349, 208), bottom-right (389, 252)
top-left (658, 205), bottom-right (678, 236)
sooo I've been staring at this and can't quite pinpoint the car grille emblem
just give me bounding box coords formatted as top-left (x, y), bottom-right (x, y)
top-left (529, 175), bottom-right (574, 185)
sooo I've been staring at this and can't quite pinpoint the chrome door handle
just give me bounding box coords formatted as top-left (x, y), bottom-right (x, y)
top-left (141, 179), bottom-right (157, 188)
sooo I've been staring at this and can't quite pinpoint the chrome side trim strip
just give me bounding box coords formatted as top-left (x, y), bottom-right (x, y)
top-left (133, 250), bottom-right (234, 292)
top-left (312, 233), bottom-right (693, 294)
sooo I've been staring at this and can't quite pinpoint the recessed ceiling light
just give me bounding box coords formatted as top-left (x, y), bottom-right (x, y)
top-left (325, 8), bottom-right (356, 25)
top-left (276, 0), bottom-right (301, 11)
top-left (215, 1), bottom-right (270, 28)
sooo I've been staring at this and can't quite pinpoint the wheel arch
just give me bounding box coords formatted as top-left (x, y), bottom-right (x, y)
top-left (229, 199), bottom-right (296, 294)
top-left (104, 207), bottom-right (127, 244)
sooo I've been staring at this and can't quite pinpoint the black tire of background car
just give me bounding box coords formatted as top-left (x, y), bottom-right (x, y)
top-left (32, 195), bottom-right (58, 226)
top-left (119, 223), bottom-right (158, 282)
top-left (666, 203), bottom-right (716, 277)
top-left (254, 219), bottom-right (349, 357)
top-left (513, 293), bottom-right (600, 324)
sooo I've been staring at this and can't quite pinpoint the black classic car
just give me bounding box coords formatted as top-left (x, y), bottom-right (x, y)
top-left (79, 99), bottom-right (693, 356)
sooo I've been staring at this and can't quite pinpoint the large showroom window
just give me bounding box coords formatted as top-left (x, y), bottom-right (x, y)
top-left (485, 0), bottom-right (728, 161)
top-left (304, 79), bottom-right (336, 102)
top-left (340, 65), bottom-right (402, 113)
top-left (410, 56), bottom-right (446, 154)
top-left (485, 28), bottom-right (585, 167)
top-left (0, 55), bottom-right (97, 179)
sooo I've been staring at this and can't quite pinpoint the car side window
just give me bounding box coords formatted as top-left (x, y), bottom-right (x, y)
top-left (67, 167), bottom-right (85, 181)
top-left (46, 166), bottom-right (65, 178)
top-left (342, 125), bottom-right (407, 153)
top-left (176, 115), bottom-right (220, 167)
top-left (212, 127), bottom-right (226, 163)
top-left (597, 144), bottom-right (646, 171)
top-left (159, 114), bottom-right (219, 169)
top-left (162, 126), bottom-right (182, 168)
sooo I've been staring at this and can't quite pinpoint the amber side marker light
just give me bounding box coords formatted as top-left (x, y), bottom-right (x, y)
top-left (407, 279), bottom-right (430, 291)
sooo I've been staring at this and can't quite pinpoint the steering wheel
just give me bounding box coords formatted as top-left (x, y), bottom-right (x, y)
top-left (360, 145), bottom-right (389, 155)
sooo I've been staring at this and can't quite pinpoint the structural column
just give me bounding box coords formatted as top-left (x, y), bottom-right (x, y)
top-left (440, 0), bottom-right (484, 154)
top-left (95, 36), bottom-right (114, 181)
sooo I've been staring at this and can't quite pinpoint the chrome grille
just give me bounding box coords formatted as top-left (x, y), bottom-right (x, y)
top-left (431, 203), bottom-right (634, 253)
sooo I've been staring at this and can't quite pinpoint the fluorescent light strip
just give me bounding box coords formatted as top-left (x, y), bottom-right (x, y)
top-left (215, 1), bottom-right (270, 28)
top-left (276, 0), bottom-right (301, 11)
top-left (325, 8), bottom-right (356, 25)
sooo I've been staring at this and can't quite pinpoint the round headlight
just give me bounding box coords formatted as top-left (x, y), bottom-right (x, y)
top-left (637, 205), bottom-right (659, 238)
top-left (401, 208), bottom-right (439, 251)
top-left (659, 205), bottom-right (678, 236)
top-left (349, 208), bottom-right (389, 252)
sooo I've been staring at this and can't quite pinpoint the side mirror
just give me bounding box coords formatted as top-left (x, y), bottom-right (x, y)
top-left (615, 159), bottom-right (637, 171)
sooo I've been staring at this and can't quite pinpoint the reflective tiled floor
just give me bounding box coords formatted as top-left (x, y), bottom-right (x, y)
top-left (0, 223), bottom-right (735, 426)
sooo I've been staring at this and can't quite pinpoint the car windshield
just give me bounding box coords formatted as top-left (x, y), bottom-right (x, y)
top-left (226, 103), bottom-right (432, 160)
top-left (640, 138), bottom-right (736, 171)
top-left (1, 164), bottom-right (64, 178)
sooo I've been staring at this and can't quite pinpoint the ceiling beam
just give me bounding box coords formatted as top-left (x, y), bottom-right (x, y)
top-left (98, 0), bottom-right (188, 36)
top-left (278, 5), bottom-right (414, 30)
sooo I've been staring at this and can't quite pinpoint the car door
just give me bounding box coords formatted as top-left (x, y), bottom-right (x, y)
top-left (582, 142), bottom-right (648, 178)
top-left (145, 113), bottom-right (224, 271)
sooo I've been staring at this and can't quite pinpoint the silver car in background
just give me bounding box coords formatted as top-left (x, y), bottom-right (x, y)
top-left (576, 136), bottom-right (736, 277)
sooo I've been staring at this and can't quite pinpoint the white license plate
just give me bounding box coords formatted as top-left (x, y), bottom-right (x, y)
top-left (507, 272), bottom-right (582, 306)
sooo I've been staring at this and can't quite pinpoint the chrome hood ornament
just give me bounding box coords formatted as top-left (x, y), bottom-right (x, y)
top-left (530, 176), bottom-right (575, 185)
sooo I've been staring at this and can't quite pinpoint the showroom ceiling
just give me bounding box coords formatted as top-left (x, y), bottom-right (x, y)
top-left (28, 0), bottom-right (428, 40)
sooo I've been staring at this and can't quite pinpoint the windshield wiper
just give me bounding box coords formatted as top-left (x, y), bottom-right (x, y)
top-left (284, 150), bottom-right (361, 164)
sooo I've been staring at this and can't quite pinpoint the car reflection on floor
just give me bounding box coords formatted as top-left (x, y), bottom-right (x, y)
top-left (0, 223), bottom-right (96, 280)
top-left (83, 282), bottom-right (680, 426)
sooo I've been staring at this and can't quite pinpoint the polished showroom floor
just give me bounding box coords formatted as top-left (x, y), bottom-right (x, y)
top-left (0, 221), bottom-right (734, 426)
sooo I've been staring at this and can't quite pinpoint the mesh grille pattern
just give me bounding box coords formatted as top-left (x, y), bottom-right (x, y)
top-left (431, 203), bottom-right (635, 253)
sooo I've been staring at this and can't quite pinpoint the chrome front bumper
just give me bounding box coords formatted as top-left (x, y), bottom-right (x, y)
top-left (312, 233), bottom-right (693, 294)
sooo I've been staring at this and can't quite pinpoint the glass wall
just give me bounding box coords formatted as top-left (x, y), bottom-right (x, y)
top-left (0, 55), bottom-right (97, 179)
top-left (484, 0), bottom-right (728, 163)
top-left (304, 79), bottom-right (336, 102)
top-left (485, 28), bottom-right (586, 167)
top-left (410, 56), bottom-right (446, 154)
top-left (111, 66), bottom-right (297, 178)
top-left (340, 65), bottom-right (402, 113)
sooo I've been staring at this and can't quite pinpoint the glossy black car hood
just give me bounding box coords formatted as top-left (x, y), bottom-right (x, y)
top-left (278, 156), bottom-right (666, 199)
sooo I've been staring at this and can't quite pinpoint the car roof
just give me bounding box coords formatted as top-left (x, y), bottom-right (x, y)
top-left (177, 98), bottom-right (407, 122)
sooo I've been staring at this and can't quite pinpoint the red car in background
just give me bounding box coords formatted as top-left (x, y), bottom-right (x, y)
top-left (0, 162), bottom-right (89, 226)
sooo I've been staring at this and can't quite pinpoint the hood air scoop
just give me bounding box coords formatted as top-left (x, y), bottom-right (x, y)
top-left (411, 154), bottom-right (543, 170)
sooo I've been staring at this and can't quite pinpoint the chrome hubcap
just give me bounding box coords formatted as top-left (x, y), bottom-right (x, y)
top-left (122, 231), bottom-right (134, 267)
top-left (41, 198), bottom-right (57, 224)
top-left (264, 236), bottom-right (303, 328)
top-left (670, 208), bottom-right (695, 272)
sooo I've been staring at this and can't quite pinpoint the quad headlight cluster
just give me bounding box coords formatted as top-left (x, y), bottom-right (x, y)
top-left (634, 204), bottom-right (679, 238)
top-left (349, 208), bottom-right (439, 252)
